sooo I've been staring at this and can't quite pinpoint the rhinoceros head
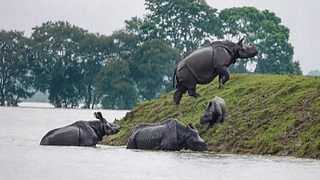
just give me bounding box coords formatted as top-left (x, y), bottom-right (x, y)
top-left (95, 112), bottom-right (120, 136)
top-left (186, 123), bottom-right (208, 151)
top-left (105, 119), bottom-right (120, 136)
top-left (237, 36), bottom-right (258, 59)
top-left (200, 101), bottom-right (219, 125)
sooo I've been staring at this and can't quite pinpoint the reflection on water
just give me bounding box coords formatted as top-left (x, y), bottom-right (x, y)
top-left (0, 106), bottom-right (320, 180)
top-left (19, 102), bottom-right (55, 108)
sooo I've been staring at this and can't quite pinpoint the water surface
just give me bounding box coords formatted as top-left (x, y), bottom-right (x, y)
top-left (1, 104), bottom-right (320, 180)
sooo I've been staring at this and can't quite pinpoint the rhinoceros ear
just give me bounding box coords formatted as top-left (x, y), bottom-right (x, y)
top-left (188, 123), bottom-right (195, 129)
top-left (94, 112), bottom-right (104, 122)
top-left (113, 118), bottom-right (119, 124)
top-left (208, 101), bottom-right (213, 108)
top-left (238, 36), bottom-right (246, 44)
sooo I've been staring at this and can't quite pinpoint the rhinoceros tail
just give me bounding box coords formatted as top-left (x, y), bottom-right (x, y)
top-left (173, 68), bottom-right (177, 88)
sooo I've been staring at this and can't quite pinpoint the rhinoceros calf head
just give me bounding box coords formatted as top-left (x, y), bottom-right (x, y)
top-left (200, 101), bottom-right (217, 125)
top-left (186, 123), bottom-right (208, 151)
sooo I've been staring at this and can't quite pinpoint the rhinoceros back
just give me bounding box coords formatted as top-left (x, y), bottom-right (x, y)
top-left (40, 123), bottom-right (80, 146)
top-left (177, 46), bottom-right (216, 84)
top-left (211, 96), bottom-right (226, 117)
top-left (135, 125), bottom-right (166, 149)
top-left (212, 96), bottom-right (226, 107)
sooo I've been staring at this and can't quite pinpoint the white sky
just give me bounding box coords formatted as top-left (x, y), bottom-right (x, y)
top-left (1, 0), bottom-right (319, 74)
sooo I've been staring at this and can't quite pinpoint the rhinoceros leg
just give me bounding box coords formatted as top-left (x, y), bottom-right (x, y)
top-left (218, 66), bottom-right (230, 89)
top-left (187, 86), bottom-right (200, 98)
top-left (174, 82), bottom-right (201, 105)
top-left (174, 86), bottom-right (187, 105)
top-left (174, 67), bottom-right (201, 104)
top-left (183, 75), bottom-right (200, 99)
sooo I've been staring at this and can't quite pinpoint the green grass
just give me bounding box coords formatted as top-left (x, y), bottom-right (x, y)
top-left (102, 74), bottom-right (320, 159)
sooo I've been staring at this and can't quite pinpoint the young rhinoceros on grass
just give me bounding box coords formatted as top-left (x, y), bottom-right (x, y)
top-left (200, 96), bottom-right (226, 129)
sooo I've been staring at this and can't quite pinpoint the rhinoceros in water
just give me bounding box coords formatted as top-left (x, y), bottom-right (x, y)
top-left (40, 112), bottom-right (120, 146)
top-left (127, 118), bottom-right (207, 151)
top-left (200, 96), bottom-right (226, 129)
top-left (173, 37), bottom-right (258, 105)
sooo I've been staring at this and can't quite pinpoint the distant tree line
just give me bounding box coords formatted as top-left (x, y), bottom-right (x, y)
top-left (307, 69), bottom-right (320, 76)
top-left (0, 0), bottom-right (302, 109)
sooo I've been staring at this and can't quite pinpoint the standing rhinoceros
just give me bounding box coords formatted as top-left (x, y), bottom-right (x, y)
top-left (40, 112), bottom-right (120, 146)
top-left (173, 37), bottom-right (258, 105)
top-left (200, 96), bottom-right (226, 129)
top-left (127, 118), bottom-right (207, 151)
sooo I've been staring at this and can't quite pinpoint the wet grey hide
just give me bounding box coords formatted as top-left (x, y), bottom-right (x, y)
top-left (40, 112), bottom-right (120, 146)
top-left (173, 36), bottom-right (258, 105)
top-left (126, 118), bottom-right (208, 151)
top-left (200, 96), bottom-right (226, 129)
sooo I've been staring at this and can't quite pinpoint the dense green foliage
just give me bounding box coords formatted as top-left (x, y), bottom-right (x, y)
top-left (1, 0), bottom-right (304, 108)
top-left (145, 0), bottom-right (223, 52)
top-left (219, 7), bottom-right (297, 74)
top-left (95, 58), bottom-right (137, 109)
top-left (103, 74), bottom-right (320, 159)
top-left (129, 39), bottom-right (180, 101)
top-left (0, 30), bottom-right (34, 106)
top-left (30, 22), bottom-right (90, 108)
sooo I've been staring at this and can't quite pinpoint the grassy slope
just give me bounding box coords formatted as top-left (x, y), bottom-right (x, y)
top-left (102, 74), bottom-right (320, 159)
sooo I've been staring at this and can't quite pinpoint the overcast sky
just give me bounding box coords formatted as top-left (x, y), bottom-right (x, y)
top-left (1, 0), bottom-right (319, 74)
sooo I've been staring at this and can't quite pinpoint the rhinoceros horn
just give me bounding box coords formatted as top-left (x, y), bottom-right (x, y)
top-left (239, 36), bottom-right (246, 44)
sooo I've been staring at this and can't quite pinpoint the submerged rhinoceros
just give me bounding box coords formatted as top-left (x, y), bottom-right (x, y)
top-left (40, 112), bottom-right (120, 146)
top-left (200, 96), bottom-right (226, 129)
top-left (173, 37), bottom-right (258, 105)
top-left (127, 118), bottom-right (207, 151)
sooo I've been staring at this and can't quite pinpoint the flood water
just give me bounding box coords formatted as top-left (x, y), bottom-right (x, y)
top-left (1, 103), bottom-right (320, 180)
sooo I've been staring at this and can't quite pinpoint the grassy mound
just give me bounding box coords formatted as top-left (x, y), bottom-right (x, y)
top-left (102, 74), bottom-right (320, 159)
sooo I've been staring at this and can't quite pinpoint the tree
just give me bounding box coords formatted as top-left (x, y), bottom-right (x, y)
top-left (80, 33), bottom-right (112, 109)
top-left (228, 59), bottom-right (250, 74)
top-left (95, 58), bottom-right (137, 109)
top-left (293, 61), bottom-right (303, 75)
top-left (129, 39), bottom-right (180, 101)
top-left (0, 30), bottom-right (34, 106)
top-left (307, 69), bottom-right (320, 76)
top-left (125, 16), bottom-right (166, 42)
top-left (108, 30), bottom-right (140, 60)
top-left (30, 21), bottom-right (88, 108)
top-left (219, 7), bottom-right (297, 74)
top-left (145, 0), bottom-right (223, 52)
